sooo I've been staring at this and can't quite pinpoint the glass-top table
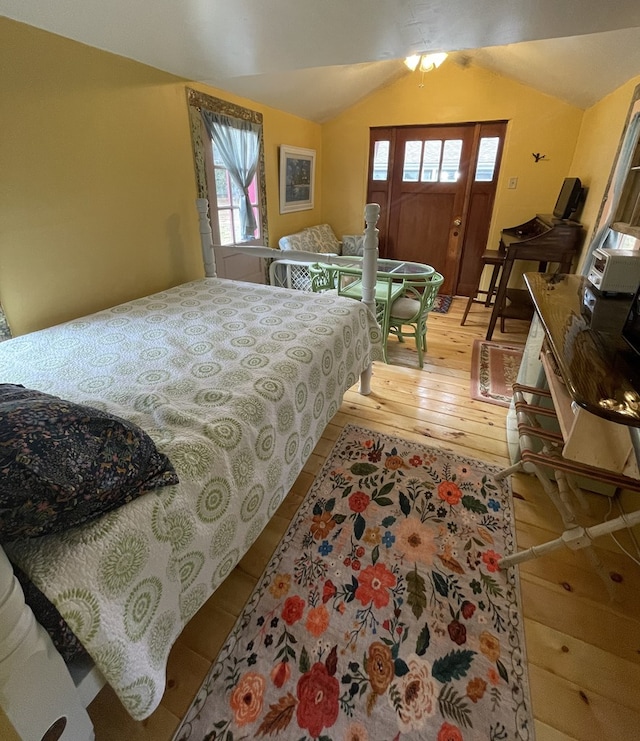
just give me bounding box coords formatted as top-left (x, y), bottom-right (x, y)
top-left (332, 257), bottom-right (435, 278)
top-left (313, 258), bottom-right (435, 362)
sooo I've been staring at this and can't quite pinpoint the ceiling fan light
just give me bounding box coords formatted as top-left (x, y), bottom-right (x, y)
top-left (404, 54), bottom-right (421, 72)
top-left (419, 52), bottom-right (448, 72)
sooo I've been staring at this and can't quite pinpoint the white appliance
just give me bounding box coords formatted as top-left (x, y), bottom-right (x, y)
top-left (587, 246), bottom-right (640, 294)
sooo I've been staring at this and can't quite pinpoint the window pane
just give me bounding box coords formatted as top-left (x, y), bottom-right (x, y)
top-left (251, 206), bottom-right (260, 240)
top-left (215, 168), bottom-right (231, 206)
top-left (218, 210), bottom-right (234, 245)
top-left (475, 137), bottom-right (499, 181)
top-left (247, 176), bottom-right (258, 204)
top-left (441, 140), bottom-right (462, 181)
top-left (232, 208), bottom-right (242, 242)
top-left (402, 141), bottom-right (422, 181)
top-left (614, 133), bottom-right (640, 225)
top-left (372, 140), bottom-right (390, 180)
top-left (421, 140), bottom-right (442, 182)
top-left (230, 179), bottom-right (243, 205)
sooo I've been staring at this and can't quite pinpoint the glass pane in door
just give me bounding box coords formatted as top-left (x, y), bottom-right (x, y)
top-left (475, 137), bottom-right (499, 181)
top-left (421, 140), bottom-right (442, 182)
top-left (402, 141), bottom-right (423, 181)
top-left (372, 140), bottom-right (390, 180)
top-left (440, 140), bottom-right (462, 181)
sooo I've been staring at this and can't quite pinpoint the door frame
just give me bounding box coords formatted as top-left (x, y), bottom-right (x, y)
top-left (367, 121), bottom-right (507, 295)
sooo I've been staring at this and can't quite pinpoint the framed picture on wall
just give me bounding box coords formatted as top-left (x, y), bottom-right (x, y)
top-left (279, 145), bottom-right (316, 213)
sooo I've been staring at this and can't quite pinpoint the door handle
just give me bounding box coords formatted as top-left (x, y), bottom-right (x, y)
top-left (453, 218), bottom-right (462, 227)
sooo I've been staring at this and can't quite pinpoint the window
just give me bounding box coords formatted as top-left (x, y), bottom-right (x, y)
top-left (613, 128), bottom-right (640, 228)
top-left (206, 129), bottom-right (261, 245)
top-left (213, 154), bottom-right (259, 244)
top-left (474, 137), bottom-right (500, 182)
top-left (582, 85), bottom-right (640, 274)
top-left (372, 140), bottom-right (390, 180)
top-left (187, 88), bottom-right (269, 248)
top-left (402, 139), bottom-right (463, 182)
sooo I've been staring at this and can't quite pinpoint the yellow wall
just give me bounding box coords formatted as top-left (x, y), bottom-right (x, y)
top-left (0, 18), bottom-right (322, 335)
top-left (321, 61), bottom-right (584, 256)
top-left (3, 15), bottom-right (640, 337)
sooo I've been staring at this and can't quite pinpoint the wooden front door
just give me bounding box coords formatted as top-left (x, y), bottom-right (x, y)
top-left (367, 122), bottom-right (506, 297)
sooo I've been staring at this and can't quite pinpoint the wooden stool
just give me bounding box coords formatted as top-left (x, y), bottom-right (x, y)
top-left (460, 248), bottom-right (505, 325)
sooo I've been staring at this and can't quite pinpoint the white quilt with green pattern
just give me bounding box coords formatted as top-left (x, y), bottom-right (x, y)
top-left (0, 278), bottom-right (381, 719)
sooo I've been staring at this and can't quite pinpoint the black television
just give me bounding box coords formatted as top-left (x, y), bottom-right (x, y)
top-left (553, 177), bottom-right (583, 220)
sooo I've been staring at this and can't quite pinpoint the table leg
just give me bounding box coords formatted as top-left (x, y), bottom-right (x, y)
top-left (486, 256), bottom-right (513, 340)
top-left (560, 255), bottom-right (574, 273)
top-left (379, 298), bottom-right (390, 363)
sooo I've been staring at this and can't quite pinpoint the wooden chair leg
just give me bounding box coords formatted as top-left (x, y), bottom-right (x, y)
top-left (460, 294), bottom-right (475, 325)
top-left (415, 327), bottom-right (424, 368)
top-left (485, 263), bottom-right (502, 306)
top-left (461, 253), bottom-right (504, 325)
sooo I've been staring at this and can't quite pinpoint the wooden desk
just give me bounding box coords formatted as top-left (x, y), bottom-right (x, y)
top-left (485, 217), bottom-right (583, 340)
top-left (525, 272), bottom-right (640, 430)
top-left (499, 273), bottom-right (640, 572)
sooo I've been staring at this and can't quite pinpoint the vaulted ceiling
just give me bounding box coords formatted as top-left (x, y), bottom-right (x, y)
top-left (3, 1), bottom-right (640, 121)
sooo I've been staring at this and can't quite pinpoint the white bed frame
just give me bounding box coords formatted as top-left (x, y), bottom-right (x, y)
top-left (0, 201), bottom-right (380, 739)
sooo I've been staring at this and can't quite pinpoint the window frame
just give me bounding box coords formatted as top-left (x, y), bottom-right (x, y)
top-left (187, 88), bottom-right (269, 247)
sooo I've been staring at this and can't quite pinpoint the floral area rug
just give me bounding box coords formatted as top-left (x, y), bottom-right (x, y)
top-left (175, 424), bottom-right (533, 741)
top-left (470, 340), bottom-right (525, 407)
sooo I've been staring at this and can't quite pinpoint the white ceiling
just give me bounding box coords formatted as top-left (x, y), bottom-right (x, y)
top-left (3, 1), bottom-right (640, 121)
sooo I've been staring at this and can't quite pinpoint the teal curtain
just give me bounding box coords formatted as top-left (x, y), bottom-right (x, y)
top-left (201, 110), bottom-right (261, 240)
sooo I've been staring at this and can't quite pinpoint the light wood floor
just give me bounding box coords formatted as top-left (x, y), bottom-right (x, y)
top-left (87, 298), bottom-right (640, 741)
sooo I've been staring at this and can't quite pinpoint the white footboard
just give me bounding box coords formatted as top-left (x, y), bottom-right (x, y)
top-left (0, 547), bottom-right (94, 740)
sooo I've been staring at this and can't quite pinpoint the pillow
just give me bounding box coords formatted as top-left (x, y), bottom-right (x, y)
top-left (341, 234), bottom-right (365, 256)
top-left (0, 384), bottom-right (178, 542)
top-left (303, 224), bottom-right (341, 254)
top-left (279, 231), bottom-right (311, 251)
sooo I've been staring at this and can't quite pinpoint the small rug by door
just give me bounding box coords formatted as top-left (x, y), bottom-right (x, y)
top-left (431, 294), bottom-right (452, 314)
top-left (471, 339), bottom-right (524, 407)
top-left (175, 425), bottom-right (533, 741)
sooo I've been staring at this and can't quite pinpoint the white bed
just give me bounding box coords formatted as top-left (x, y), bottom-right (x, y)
top-left (0, 203), bottom-right (381, 739)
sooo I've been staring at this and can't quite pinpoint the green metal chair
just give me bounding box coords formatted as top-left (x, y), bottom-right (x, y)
top-left (387, 272), bottom-right (444, 367)
top-left (309, 263), bottom-right (338, 292)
